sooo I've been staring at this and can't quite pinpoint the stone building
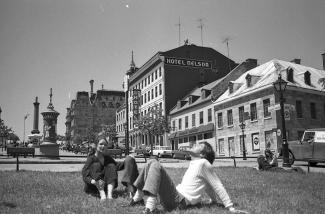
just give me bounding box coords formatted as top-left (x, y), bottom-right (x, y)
top-left (126, 44), bottom-right (238, 148)
top-left (213, 58), bottom-right (325, 157)
top-left (65, 81), bottom-right (125, 144)
top-left (168, 59), bottom-right (258, 151)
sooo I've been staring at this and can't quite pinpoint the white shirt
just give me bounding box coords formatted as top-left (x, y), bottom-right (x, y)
top-left (176, 158), bottom-right (233, 208)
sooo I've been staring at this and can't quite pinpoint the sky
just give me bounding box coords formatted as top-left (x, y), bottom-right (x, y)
top-left (0, 0), bottom-right (324, 141)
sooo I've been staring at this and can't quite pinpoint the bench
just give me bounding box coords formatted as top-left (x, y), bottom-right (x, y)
top-left (7, 147), bottom-right (35, 158)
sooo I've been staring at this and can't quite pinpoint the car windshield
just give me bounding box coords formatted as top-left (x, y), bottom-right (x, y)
top-left (302, 131), bottom-right (315, 142)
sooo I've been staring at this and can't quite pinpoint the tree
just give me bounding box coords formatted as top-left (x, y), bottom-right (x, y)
top-left (318, 78), bottom-right (325, 89)
top-left (0, 119), bottom-right (14, 149)
top-left (135, 104), bottom-right (170, 155)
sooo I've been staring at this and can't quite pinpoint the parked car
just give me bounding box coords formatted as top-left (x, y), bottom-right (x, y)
top-left (172, 145), bottom-right (191, 160)
top-left (152, 146), bottom-right (173, 158)
top-left (286, 128), bottom-right (325, 166)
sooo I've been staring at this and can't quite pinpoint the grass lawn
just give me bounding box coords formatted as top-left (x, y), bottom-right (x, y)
top-left (1, 167), bottom-right (325, 214)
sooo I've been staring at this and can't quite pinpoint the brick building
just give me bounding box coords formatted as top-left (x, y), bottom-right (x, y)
top-left (213, 59), bottom-right (325, 157)
top-left (65, 80), bottom-right (125, 144)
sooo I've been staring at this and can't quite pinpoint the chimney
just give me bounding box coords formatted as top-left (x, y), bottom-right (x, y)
top-left (89, 80), bottom-right (94, 95)
top-left (290, 59), bottom-right (301, 64)
top-left (322, 53), bottom-right (325, 70)
top-left (245, 58), bottom-right (257, 70)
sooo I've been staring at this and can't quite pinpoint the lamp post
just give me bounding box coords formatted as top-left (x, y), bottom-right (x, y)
top-left (239, 121), bottom-right (247, 160)
top-left (23, 113), bottom-right (29, 144)
top-left (273, 73), bottom-right (291, 167)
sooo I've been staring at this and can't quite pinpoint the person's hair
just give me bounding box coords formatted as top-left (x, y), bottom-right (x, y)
top-left (199, 141), bottom-right (215, 164)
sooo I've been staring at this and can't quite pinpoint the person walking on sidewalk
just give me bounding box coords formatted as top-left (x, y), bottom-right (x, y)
top-left (128, 141), bottom-right (247, 213)
top-left (82, 137), bottom-right (139, 200)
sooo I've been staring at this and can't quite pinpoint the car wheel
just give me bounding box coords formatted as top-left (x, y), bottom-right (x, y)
top-left (288, 150), bottom-right (295, 165)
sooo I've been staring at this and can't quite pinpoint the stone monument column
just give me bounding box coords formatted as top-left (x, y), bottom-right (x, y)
top-left (40, 88), bottom-right (60, 159)
top-left (31, 96), bottom-right (40, 134)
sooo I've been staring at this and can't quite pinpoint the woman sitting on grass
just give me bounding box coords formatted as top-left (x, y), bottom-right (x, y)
top-left (82, 137), bottom-right (139, 201)
top-left (128, 141), bottom-right (247, 214)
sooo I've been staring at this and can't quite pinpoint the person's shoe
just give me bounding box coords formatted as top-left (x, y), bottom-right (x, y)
top-left (129, 199), bottom-right (145, 206)
top-left (143, 208), bottom-right (158, 214)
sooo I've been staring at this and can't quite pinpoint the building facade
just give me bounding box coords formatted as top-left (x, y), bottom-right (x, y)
top-left (126, 44), bottom-right (238, 148)
top-left (65, 81), bottom-right (125, 144)
top-left (169, 59), bottom-right (258, 152)
top-left (213, 59), bottom-right (325, 157)
top-left (115, 103), bottom-right (126, 146)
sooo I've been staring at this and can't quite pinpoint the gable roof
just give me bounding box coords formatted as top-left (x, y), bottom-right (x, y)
top-left (214, 59), bottom-right (325, 105)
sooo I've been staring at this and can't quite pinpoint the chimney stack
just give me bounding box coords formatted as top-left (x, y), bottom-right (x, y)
top-left (290, 59), bottom-right (301, 64)
top-left (89, 80), bottom-right (94, 95)
top-left (322, 53), bottom-right (325, 70)
top-left (245, 58), bottom-right (258, 69)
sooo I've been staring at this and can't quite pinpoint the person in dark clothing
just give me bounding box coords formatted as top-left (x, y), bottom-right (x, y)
top-left (82, 138), bottom-right (139, 200)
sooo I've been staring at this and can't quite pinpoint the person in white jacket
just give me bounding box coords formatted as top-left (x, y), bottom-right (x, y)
top-left (128, 141), bottom-right (246, 214)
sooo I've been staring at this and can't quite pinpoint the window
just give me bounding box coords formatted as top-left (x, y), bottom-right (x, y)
top-left (217, 112), bottom-right (223, 128)
top-left (148, 76), bottom-right (150, 84)
top-left (172, 120), bottom-right (175, 131)
top-left (155, 70), bottom-right (157, 79)
top-left (246, 74), bottom-right (252, 87)
top-left (263, 99), bottom-right (271, 118)
top-left (192, 114), bottom-right (196, 127)
top-left (185, 116), bottom-right (188, 128)
top-left (141, 80), bottom-right (143, 89)
top-left (144, 94), bottom-right (147, 103)
top-left (218, 138), bottom-right (225, 154)
top-left (145, 78), bottom-right (147, 87)
top-left (239, 106), bottom-right (244, 123)
top-left (199, 111), bottom-right (204, 124)
top-left (159, 84), bottom-right (162, 95)
top-left (159, 102), bottom-right (162, 110)
top-left (250, 103), bottom-right (257, 121)
top-left (310, 102), bottom-right (316, 119)
top-left (151, 89), bottom-right (154, 99)
top-left (159, 67), bottom-right (162, 77)
top-left (287, 68), bottom-right (294, 82)
top-left (178, 118), bottom-right (182, 130)
top-left (189, 135), bottom-right (196, 142)
top-left (151, 73), bottom-right (154, 82)
top-left (227, 110), bottom-right (233, 126)
top-left (198, 134), bottom-right (203, 140)
top-left (304, 71), bottom-right (311, 86)
top-left (204, 132), bottom-right (213, 139)
top-left (208, 108), bottom-right (212, 122)
top-left (148, 91), bottom-right (150, 101)
top-left (155, 86), bottom-right (158, 97)
top-left (296, 100), bottom-right (303, 118)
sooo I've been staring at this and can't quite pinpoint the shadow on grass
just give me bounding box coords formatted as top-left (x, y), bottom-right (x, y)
top-left (0, 201), bottom-right (17, 208)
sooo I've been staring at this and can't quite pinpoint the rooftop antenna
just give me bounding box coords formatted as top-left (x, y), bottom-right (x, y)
top-left (197, 18), bottom-right (204, 46)
top-left (175, 17), bottom-right (181, 46)
top-left (222, 37), bottom-right (232, 72)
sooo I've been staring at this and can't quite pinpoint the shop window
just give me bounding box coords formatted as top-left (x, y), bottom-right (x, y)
top-left (204, 132), bottom-right (212, 139)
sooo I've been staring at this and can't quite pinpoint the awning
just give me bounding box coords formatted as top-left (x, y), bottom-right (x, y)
top-left (168, 123), bottom-right (214, 139)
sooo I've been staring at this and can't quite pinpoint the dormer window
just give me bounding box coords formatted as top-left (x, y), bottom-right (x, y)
top-left (201, 89), bottom-right (211, 98)
top-left (188, 95), bottom-right (199, 104)
top-left (246, 74), bottom-right (252, 87)
top-left (287, 67), bottom-right (294, 82)
top-left (304, 71), bottom-right (311, 86)
top-left (228, 82), bottom-right (234, 94)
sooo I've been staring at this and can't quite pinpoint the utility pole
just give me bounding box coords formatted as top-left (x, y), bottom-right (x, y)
top-left (175, 17), bottom-right (181, 46)
top-left (198, 18), bottom-right (204, 46)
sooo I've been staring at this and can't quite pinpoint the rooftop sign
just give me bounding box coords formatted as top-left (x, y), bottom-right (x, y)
top-left (165, 57), bottom-right (212, 69)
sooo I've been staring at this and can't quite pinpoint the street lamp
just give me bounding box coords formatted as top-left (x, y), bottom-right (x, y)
top-left (273, 73), bottom-right (291, 167)
top-left (239, 121), bottom-right (247, 160)
top-left (23, 113), bottom-right (30, 144)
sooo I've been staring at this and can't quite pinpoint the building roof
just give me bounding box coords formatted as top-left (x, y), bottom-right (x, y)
top-left (213, 59), bottom-right (325, 105)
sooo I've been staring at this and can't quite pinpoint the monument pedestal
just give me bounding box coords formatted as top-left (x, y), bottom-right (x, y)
top-left (40, 142), bottom-right (60, 159)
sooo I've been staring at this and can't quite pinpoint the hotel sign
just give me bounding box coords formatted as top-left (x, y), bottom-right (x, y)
top-left (165, 57), bottom-right (212, 69)
top-left (132, 89), bottom-right (141, 120)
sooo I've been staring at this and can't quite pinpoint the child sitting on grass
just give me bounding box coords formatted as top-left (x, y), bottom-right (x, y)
top-left (128, 141), bottom-right (247, 214)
